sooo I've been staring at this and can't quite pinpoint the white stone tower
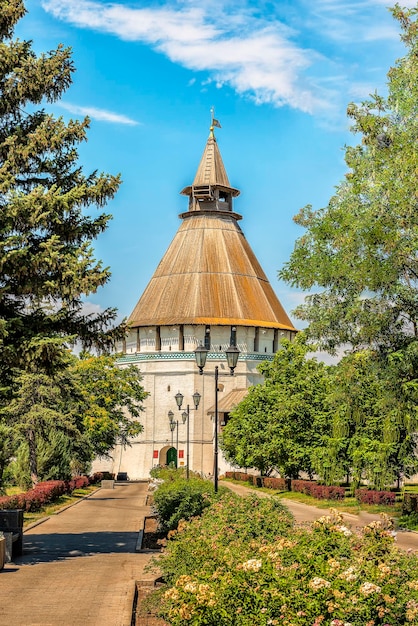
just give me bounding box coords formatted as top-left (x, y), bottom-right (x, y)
top-left (104, 125), bottom-right (296, 479)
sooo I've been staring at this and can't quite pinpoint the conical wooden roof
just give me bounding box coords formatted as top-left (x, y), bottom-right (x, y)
top-left (180, 130), bottom-right (240, 197)
top-left (128, 130), bottom-right (295, 331)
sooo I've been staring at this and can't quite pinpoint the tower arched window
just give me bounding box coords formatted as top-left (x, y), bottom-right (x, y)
top-left (205, 325), bottom-right (211, 350)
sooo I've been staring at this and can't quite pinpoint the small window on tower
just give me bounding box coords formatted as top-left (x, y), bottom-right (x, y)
top-left (205, 325), bottom-right (211, 350)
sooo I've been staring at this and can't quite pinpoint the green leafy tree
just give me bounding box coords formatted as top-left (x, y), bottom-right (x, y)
top-left (71, 353), bottom-right (147, 457)
top-left (2, 351), bottom-right (147, 485)
top-left (316, 351), bottom-right (418, 490)
top-left (279, 6), bottom-right (418, 488)
top-left (279, 5), bottom-right (418, 357)
top-left (0, 0), bottom-right (125, 395)
top-left (221, 335), bottom-right (332, 478)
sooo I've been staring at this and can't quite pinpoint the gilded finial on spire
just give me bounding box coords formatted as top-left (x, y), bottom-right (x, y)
top-left (210, 106), bottom-right (221, 136)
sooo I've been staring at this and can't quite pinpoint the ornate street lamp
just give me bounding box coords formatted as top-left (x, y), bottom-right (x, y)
top-left (194, 344), bottom-right (209, 374)
top-left (168, 410), bottom-right (178, 463)
top-left (174, 390), bottom-right (201, 479)
top-left (193, 343), bottom-right (240, 492)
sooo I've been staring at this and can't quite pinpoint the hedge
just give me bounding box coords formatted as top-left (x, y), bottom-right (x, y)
top-left (0, 475), bottom-right (97, 512)
top-left (290, 480), bottom-right (345, 500)
top-left (291, 479), bottom-right (318, 496)
top-left (355, 488), bottom-right (396, 506)
top-left (225, 474), bottom-right (343, 498)
top-left (224, 471), bottom-right (251, 482)
top-left (403, 492), bottom-right (418, 514)
top-left (263, 476), bottom-right (290, 491)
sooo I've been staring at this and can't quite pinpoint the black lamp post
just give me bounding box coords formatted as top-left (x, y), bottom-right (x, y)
top-left (193, 343), bottom-right (240, 492)
top-left (174, 390), bottom-right (201, 479)
top-left (168, 410), bottom-right (179, 465)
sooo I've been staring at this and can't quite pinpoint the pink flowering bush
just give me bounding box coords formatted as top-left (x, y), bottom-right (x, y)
top-left (148, 495), bottom-right (418, 625)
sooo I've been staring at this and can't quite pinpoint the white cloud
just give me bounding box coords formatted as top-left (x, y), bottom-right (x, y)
top-left (372, 0), bottom-right (417, 6)
top-left (80, 301), bottom-right (106, 317)
top-left (362, 23), bottom-right (400, 41)
top-left (309, 349), bottom-right (344, 365)
top-left (58, 102), bottom-right (139, 125)
top-left (348, 82), bottom-right (376, 99)
top-left (41, 0), bottom-right (405, 116)
top-left (41, 0), bottom-right (324, 113)
top-left (301, 0), bottom-right (402, 43)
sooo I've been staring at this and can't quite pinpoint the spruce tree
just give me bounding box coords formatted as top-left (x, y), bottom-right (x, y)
top-left (0, 0), bottom-right (124, 388)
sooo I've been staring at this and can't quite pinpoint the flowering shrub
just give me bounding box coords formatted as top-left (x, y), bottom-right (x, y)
top-left (89, 472), bottom-right (105, 484)
top-left (0, 477), bottom-right (92, 512)
top-left (225, 474), bottom-right (341, 497)
top-left (356, 489), bottom-right (396, 506)
top-left (148, 492), bottom-right (292, 583)
top-left (149, 498), bottom-right (418, 626)
top-left (224, 471), bottom-right (250, 481)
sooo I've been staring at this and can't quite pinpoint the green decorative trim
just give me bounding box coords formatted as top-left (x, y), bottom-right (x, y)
top-left (117, 351), bottom-right (273, 364)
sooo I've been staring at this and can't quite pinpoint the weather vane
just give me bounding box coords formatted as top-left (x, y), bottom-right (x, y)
top-left (210, 106), bottom-right (221, 132)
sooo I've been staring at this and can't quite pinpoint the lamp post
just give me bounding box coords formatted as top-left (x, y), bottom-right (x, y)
top-left (194, 343), bottom-right (240, 492)
top-left (174, 390), bottom-right (201, 479)
top-left (168, 410), bottom-right (179, 466)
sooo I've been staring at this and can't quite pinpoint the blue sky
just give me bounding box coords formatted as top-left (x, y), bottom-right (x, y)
top-left (17, 0), bottom-right (414, 328)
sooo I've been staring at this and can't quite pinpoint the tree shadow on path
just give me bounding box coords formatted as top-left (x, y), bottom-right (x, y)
top-left (14, 531), bottom-right (139, 565)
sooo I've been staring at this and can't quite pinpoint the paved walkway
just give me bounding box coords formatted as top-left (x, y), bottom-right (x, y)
top-left (224, 481), bottom-right (418, 553)
top-left (0, 482), bottom-right (156, 626)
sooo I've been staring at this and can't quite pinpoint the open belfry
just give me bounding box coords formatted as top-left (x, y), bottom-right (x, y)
top-left (108, 122), bottom-right (297, 479)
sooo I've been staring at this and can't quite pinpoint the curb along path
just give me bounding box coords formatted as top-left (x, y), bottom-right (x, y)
top-left (224, 481), bottom-right (418, 553)
top-left (0, 482), bottom-right (156, 626)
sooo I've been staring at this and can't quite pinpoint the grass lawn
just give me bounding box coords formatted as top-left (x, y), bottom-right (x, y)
top-left (5, 486), bottom-right (24, 496)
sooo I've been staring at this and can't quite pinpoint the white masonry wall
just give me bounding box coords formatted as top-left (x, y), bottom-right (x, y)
top-left (94, 324), bottom-right (292, 480)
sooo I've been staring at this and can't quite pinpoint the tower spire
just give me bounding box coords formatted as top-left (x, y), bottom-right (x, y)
top-left (180, 115), bottom-right (237, 212)
top-left (128, 128), bottom-right (297, 332)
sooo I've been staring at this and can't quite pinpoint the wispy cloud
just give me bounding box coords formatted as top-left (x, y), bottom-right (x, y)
top-left (58, 102), bottom-right (139, 125)
top-left (300, 0), bottom-right (402, 43)
top-left (41, 0), bottom-right (323, 113)
top-left (372, 0), bottom-right (417, 6)
top-left (348, 82), bottom-right (377, 99)
top-left (41, 0), bottom-right (403, 116)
